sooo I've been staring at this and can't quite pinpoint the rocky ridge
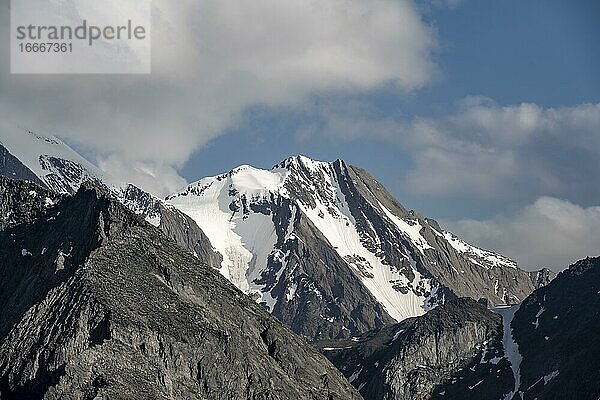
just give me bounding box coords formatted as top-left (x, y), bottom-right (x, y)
top-left (0, 177), bottom-right (361, 400)
top-left (317, 298), bottom-right (514, 400)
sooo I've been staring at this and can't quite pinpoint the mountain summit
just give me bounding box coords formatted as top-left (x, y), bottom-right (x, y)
top-left (166, 155), bottom-right (535, 339)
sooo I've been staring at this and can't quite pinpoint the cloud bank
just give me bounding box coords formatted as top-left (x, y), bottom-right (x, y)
top-left (306, 98), bottom-right (600, 204)
top-left (444, 197), bottom-right (600, 271)
top-left (0, 0), bottom-right (437, 196)
top-left (301, 98), bottom-right (600, 270)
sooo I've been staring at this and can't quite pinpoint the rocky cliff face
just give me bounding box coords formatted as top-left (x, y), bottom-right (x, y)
top-left (510, 257), bottom-right (600, 400)
top-left (317, 298), bottom-right (513, 400)
top-left (527, 268), bottom-right (557, 289)
top-left (0, 178), bottom-right (361, 400)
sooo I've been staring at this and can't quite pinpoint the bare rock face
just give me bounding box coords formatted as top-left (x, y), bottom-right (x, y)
top-left (0, 177), bottom-right (62, 230)
top-left (527, 268), bottom-right (557, 289)
top-left (0, 179), bottom-right (361, 400)
top-left (511, 257), bottom-right (600, 400)
top-left (317, 298), bottom-right (513, 400)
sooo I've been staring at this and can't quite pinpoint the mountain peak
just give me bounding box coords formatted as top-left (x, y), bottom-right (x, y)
top-left (274, 154), bottom-right (345, 172)
top-left (1, 128), bottom-right (118, 193)
top-left (166, 156), bottom-right (535, 339)
top-left (172, 155), bottom-right (348, 201)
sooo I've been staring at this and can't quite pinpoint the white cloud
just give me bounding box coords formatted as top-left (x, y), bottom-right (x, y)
top-left (0, 0), bottom-right (437, 195)
top-left (444, 197), bottom-right (600, 271)
top-left (405, 147), bottom-right (518, 197)
top-left (96, 155), bottom-right (187, 198)
top-left (307, 99), bottom-right (600, 201)
top-left (404, 101), bottom-right (600, 199)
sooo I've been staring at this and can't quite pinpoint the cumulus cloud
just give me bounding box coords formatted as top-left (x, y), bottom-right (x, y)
top-left (306, 98), bottom-right (600, 203)
top-left (444, 197), bottom-right (600, 271)
top-left (0, 0), bottom-right (437, 195)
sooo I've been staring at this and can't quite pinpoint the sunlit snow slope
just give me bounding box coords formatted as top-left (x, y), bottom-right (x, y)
top-left (0, 129), bottom-right (117, 194)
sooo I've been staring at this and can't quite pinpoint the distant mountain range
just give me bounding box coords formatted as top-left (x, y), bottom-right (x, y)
top-left (2, 130), bottom-right (541, 339)
top-left (2, 128), bottom-right (596, 399)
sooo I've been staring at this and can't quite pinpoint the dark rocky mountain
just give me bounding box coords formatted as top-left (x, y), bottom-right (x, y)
top-left (0, 176), bottom-right (361, 400)
top-left (168, 156), bottom-right (536, 340)
top-left (317, 257), bottom-right (600, 400)
top-left (317, 298), bottom-right (514, 400)
top-left (510, 256), bottom-right (600, 400)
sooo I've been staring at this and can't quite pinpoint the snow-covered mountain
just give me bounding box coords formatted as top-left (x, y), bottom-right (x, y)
top-left (0, 129), bottom-right (221, 267)
top-left (166, 155), bottom-right (536, 339)
top-left (2, 129), bottom-right (590, 400)
top-left (1, 129), bottom-right (538, 340)
top-left (0, 129), bottom-right (116, 194)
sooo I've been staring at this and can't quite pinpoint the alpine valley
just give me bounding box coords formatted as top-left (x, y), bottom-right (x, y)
top-left (0, 129), bottom-right (597, 400)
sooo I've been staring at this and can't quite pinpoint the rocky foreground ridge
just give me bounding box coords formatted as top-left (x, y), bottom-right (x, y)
top-left (318, 258), bottom-right (600, 400)
top-left (0, 177), bottom-right (360, 400)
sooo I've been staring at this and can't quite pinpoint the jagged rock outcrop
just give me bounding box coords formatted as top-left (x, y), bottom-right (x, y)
top-left (0, 177), bottom-right (62, 230)
top-left (0, 178), bottom-right (361, 400)
top-left (527, 268), bottom-right (557, 289)
top-left (510, 257), bottom-right (600, 400)
top-left (317, 298), bottom-right (514, 400)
